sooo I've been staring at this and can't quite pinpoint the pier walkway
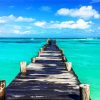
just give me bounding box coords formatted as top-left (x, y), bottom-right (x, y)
top-left (6, 40), bottom-right (80, 100)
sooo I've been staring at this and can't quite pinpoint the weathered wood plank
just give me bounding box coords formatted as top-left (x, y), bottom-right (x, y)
top-left (6, 40), bottom-right (80, 100)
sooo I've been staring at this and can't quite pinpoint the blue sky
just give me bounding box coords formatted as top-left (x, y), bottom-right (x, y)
top-left (0, 0), bottom-right (100, 38)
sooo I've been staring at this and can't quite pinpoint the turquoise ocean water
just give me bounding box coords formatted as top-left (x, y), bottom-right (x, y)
top-left (0, 38), bottom-right (100, 100)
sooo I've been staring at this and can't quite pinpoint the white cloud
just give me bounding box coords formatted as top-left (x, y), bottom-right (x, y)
top-left (0, 20), bottom-right (6, 24)
top-left (56, 6), bottom-right (100, 19)
top-left (34, 19), bottom-right (91, 29)
top-left (13, 30), bottom-right (21, 34)
top-left (13, 30), bottom-right (31, 34)
top-left (0, 15), bottom-right (15, 23)
top-left (8, 25), bottom-right (32, 34)
top-left (0, 24), bottom-right (31, 34)
top-left (16, 16), bottom-right (34, 22)
top-left (34, 21), bottom-right (46, 27)
top-left (70, 19), bottom-right (92, 29)
top-left (11, 25), bottom-right (32, 34)
top-left (0, 15), bottom-right (35, 23)
top-left (50, 19), bottom-right (91, 29)
top-left (0, 15), bottom-right (36, 35)
top-left (0, 14), bottom-right (92, 35)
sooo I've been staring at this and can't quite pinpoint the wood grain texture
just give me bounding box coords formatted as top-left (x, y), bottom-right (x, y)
top-left (6, 40), bottom-right (80, 100)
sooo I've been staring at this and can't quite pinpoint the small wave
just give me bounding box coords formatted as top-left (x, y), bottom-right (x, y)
top-left (79, 38), bottom-right (94, 40)
top-left (86, 38), bottom-right (94, 40)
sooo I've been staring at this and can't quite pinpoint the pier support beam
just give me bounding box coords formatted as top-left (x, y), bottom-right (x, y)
top-left (62, 56), bottom-right (67, 62)
top-left (47, 39), bottom-right (51, 45)
top-left (31, 58), bottom-right (36, 63)
top-left (38, 52), bottom-right (41, 57)
top-left (80, 84), bottom-right (90, 100)
top-left (40, 48), bottom-right (44, 52)
top-left (20, 62), bottom-right (27, 76)
top-left (65, 62), bottom-right (72, 71)
top-left (0, 80), bottom-right (6, 100)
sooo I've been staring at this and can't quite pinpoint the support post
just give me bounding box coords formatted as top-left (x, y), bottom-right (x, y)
top-left (20, 62), bottom-right (27, 76)
top-left (62, 56), bottom-right (67, 62)
top-left (80, 84), bottom-right (90, 100)
top-left (65, 62), bottom-right (72, 71)
top-left (38, 52), bottom-right (41, 57)
top-left (0, 80), bottom-right (6, 100)
top-left (47, 39), bottom-right (51, 45)
top-left (40, 48), bottom-right (44, 52)
top-left (31, 58), bottom-right (36, 63)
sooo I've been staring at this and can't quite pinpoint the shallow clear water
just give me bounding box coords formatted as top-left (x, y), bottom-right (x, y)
top-left (0, 38), bottom-right (100, 100)
top-left (57, 39), bottom-right (100, 100)
top-left (0, 38), bottom-right (46, 86)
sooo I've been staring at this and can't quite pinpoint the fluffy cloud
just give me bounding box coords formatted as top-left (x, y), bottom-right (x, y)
top-left (0, 15), bottom-right (34, 34)
top-left (0, 15), bottom-right (35, 34)
top-left (0, 20), bottom-right (6, 24)
top-left (0, 14), bottom-right (92, 35)
top-left (13, 30), bottom-right (31, 34)
top-left (0, 15), bottom-right (35, 23)
top-left (16, 16), bottom-right (34, 22)
top-left (56, 6), bottom-right (100, 19)
top-left (34, 21), bottom-right (46, 27)
top-left (34, 19), bottom-right (91, 29)
top-left (0, 24), bottom-right (32, 34)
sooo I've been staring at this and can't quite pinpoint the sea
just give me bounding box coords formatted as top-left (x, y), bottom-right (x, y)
top-left (0, 38), bottom-right (100, 100)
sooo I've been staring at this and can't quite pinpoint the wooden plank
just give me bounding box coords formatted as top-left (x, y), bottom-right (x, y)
top-left (6, 40), bottom-right (80, 100)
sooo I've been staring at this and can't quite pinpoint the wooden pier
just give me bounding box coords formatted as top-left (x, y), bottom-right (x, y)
top-left (0, 39), bottom-right (90, 100)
